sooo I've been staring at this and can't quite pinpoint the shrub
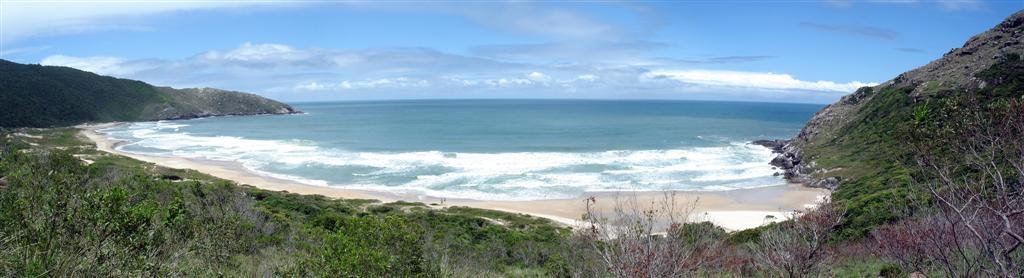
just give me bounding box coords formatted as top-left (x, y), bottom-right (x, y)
top-left (304, 215), bottom-right (431, 276)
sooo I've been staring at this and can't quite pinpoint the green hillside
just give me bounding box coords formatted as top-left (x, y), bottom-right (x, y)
top-left (776, 10), bottom-right (1024, 238)
top-left (0, 60), bottom-right (297, 128)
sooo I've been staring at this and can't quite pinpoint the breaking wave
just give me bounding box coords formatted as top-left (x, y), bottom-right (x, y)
top-left (100, 121), bottom-right (786, 201)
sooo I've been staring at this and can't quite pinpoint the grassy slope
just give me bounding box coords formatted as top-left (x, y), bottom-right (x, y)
top-left (789, 11), bottom-right (1024, 239)
top-left (799, 54), bottom-right (1024, 239)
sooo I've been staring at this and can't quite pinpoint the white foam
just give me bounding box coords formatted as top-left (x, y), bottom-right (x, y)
top-left (101, 122), bottom-right (787, 201)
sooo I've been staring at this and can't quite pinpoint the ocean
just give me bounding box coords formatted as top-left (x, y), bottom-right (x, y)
top-left (98, 99), bottom-right (821, 200)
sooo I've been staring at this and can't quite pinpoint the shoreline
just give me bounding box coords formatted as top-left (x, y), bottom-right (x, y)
top-left (78, 123), bottom-right (830, 231)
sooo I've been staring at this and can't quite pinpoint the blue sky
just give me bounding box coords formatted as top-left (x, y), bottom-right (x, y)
top-left (2, 1), bottom-right (1020, 103)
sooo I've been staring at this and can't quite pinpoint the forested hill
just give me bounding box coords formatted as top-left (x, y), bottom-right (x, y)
top-left (0, 59), bottom-right (298, 128)
top-left (772, 10), bottom-right (1024, 238)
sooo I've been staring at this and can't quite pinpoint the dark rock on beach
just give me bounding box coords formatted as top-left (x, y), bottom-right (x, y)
top-left (753, 139), bottom-right (833, 189)
top-left (751, 139), bottom-right (787, 153)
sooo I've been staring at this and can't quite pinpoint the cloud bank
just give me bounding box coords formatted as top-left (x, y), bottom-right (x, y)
top-left (643, 70), bottom-right (876, 92)
top-left (1, 0), bottom-right (286, 41)
top-left (38, 42), bottom-right (875, 103)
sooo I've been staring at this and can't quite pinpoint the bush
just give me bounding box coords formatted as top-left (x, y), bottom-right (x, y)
top-left (0, 134), bottom-right (576, 276)
top-left (304, 215), bottom-right (432, 276)
top-left (0, 149), bottom-right (295, 275)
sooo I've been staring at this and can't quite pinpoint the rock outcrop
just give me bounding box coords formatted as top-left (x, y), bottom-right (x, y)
top-left (754, 139), bottom-right (828, 188)
top-left (146, 87), bottom-right (299, 120)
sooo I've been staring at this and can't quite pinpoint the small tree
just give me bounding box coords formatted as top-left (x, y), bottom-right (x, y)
top-left (579, 192), bottom-right (724, 277)
top-left (916, 102), bottom-right (1024, 276)
top-left (883, 96), bottom-right (1024, 277)
top-left (750, 204), bottom-right (844, 277)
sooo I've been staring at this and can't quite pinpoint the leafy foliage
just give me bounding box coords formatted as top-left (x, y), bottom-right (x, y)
top-left (0, 60), bottom-right (164, 127)
top-left (0, 60), bottom-right (294, 128)
top-left (0, 130), bottom-right (572, 276)
top-left (305, 216), bottom-right (429, 276)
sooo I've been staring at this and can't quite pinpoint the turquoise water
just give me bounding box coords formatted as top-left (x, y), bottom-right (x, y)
top-left (100, 99), bottom-right (821, 200)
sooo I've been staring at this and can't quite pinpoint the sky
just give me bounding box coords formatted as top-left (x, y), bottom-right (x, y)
top-left (1, 1), bottom-right (1021, 103)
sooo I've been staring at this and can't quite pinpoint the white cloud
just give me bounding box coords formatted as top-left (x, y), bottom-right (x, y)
top-left (40, 55), bottom-right (139, 75)
top-left (293, 78), bottom-right (431, 92)
top-left (500, 78), bottom-right (535, 87)
top-left (201, 42), bottom-right (297, 62)
top-left (1, 1), bottom-right (287, 42)
top-left (643, 69), bottom-right (876, 92)
top-left (294, 81), bottom-right (327, 91)
top-left (576, 74), bottom-right (599, 82)
top-left (38, 43), bottom-right (875, 103)
top-left (435, 73), bottom-right (597, 91)
top-left (1, 1), bottom-right (645, 45)
top-left (341, 78), bottom-right (430, 90)
top-left (526, 71), bottom-right (550, 81)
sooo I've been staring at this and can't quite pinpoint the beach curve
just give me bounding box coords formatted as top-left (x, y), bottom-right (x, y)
top-left (78, 123), bottom-right (830, 230)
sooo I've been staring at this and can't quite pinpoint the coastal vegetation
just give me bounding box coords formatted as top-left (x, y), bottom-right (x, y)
top-left (6, 124), bottom-right (1016, 276)
top-left (823, 47), bottom-right (1024, 241)
top-left (0, 128), bottom-right (573, 276)
top-left (0, 60), bottom-right (297, 128)
top-left (0, 9), bottom-right (1021, 278)
top-left (0, 128), bottom-right (889, 276)
top-left (773, 11), bottom-right (1024, 242)
top-left (1, 85), bottom-right (1021, 277)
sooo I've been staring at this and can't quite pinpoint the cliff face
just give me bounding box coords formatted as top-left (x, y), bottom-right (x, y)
top-left (0, 60), bottom-right (298, 128)
top-left (773, 10), bottom-right (1024, 190)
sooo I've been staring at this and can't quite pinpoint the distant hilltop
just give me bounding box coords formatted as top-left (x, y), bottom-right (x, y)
top-left (0, 59), bottom-right (299, 128)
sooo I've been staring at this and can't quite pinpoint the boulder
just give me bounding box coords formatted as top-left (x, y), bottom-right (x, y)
top-left (160, 174), bottom-right (184, 181)
top-left (752, 139), bottom-right (788, 153)
top-left (811, 177), bottom-right (840, 190)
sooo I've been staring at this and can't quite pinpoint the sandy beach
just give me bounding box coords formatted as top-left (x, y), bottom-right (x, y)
top-left (79, 123), bottom-right (829, 231)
